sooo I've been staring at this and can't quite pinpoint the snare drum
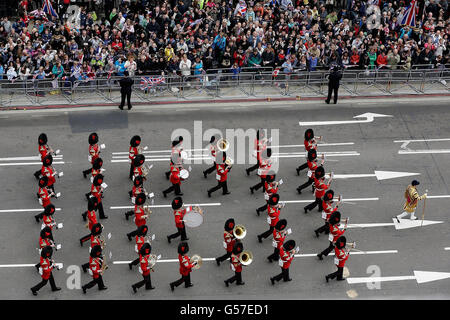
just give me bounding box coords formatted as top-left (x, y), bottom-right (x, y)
top-left (180, 169), bottom-right (189, 180)
top-left (183, 209), bottom-right (203, 228)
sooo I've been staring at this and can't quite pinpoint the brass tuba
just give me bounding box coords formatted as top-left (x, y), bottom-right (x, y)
top-left (233, 224), bottom-right (247, 240)
top-left (238, 251), bottom-right (253, 266)
top-left (217, 138), bottom-right (230, 152)
top-left (190, 254), bottom-right (202, 270)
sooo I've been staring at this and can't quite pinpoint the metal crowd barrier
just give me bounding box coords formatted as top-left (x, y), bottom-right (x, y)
top-left (0, 67), bottom-right (448, 107)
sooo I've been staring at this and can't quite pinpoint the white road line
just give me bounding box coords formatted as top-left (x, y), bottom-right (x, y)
top-left (0, 161), bottom-right (65, 166)
top-left (445, 247), bottom-right (450, 251)
top-left (427, 195), bottom-right (450, 199)
top-left (398, 150), bottom-right (450, 154)
top-left (0, 208), bottom-right (62, 213)
top-left (0, 264), bottom-right (36, 268)
top-left (394, 138), bottom-right (450, 143)
top-left (299, 113), bottom-right (393, 126)
top-left (280, 198), bottom-right (379, 204)
top-left (0, 156), bottom-right (63, 161)
top-left (111, 148), bottom-right (208, 155)
top-left (112, 250), bottom-right (398, 265)
top-left (272, 143), bottom-right (355, 148)
top-left (110, 203), bottom-right (221, 210)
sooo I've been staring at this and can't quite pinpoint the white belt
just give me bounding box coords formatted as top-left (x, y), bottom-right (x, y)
top-left (216, 174), bottom-right (221, 180)
top-left (307, 169), bottom-right (313, 177)
top-left (223, 241), bottom-right (227, 249)
top-left (328, 233), bottom-right (334, 242)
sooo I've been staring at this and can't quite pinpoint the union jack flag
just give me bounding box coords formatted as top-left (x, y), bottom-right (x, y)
top-left (235, 1), bottom-right (247, 17)
top-left (42, 0), bottom-right (58, 18)
top-left (401, 0), bottom-right (418, 28)
top-left (140, 76), bottom-right (166, 90)
top-left (30, 9), bottom-right (47, 20)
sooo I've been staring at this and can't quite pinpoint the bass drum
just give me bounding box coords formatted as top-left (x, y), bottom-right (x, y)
top-left (183, 208), bottom-right (203, 228)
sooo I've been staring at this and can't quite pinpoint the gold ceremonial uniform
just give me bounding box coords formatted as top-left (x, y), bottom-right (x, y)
top-left (403, 185), bottom-right (426, 213)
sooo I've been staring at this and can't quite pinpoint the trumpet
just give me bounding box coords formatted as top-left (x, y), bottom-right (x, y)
top-left (100, 256), bottom-right (109, 274)
top-left (143, 206), bottom-right (153, 216)
top-left (190, 254), bottom-right (202, 270)
top-left (217, 138), bottom-right (230, 152)
top-left (238, 250), bottom-right (253, 266)
top-left (233, 224), bottom-right (247, 240)
top-left (142, 164), bottom-right (153, 178)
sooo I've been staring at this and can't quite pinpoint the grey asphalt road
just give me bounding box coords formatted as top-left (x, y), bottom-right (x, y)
top-left (0, 97), bottom-right (449, 300)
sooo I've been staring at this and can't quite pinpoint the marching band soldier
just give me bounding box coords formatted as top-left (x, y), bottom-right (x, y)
top-left (35, 176), bottom-right (54, 222)
top-left (126, 193), bottom-right (150, 241)
top-left (250, 148), bottom-right (272, 194)
top-left (315, 190), bottom-right (340, 237)
top-left (132, 243), bottom-right (156, 292)
top-left (267, 219), bottom-right (287, 262)
top-left (163, 164), bottom-right (184, 197)
top-left (257, 194), bottom-right (282, 243)
top-left (296, 129), bottom-right (321, 175)
top-left (82, 245), bottom-right (108, 293)
top-left (207, 152), bottom-right (231, 197)
top-left (216, 218), bottom-right (236, 266)
top-left (80, 198), bottom-right (100, 246)
top-left (82, 197), bottom-right (98, 222)
top-left (86, 174), bottom-right (108, 219)
top-left (82, 133), bottom-right (100, 178)
top-left (170, 242), bottom-right (196, 291)
top-left (132, 154), bottom-right (146, 181)
top-left (203, 135), bottom-right (218, 178)
top-left (224, 242), bottom-right (245, 286)
top-left (270, 240), bottom-right (296, 284)
top-left (166, 136), bottom-right (184, 179)
top-left (31, 246), bottom-right (61, 295)
top-left (395, 180), bottom-right (427, 221)
top-left (167, 197), bottom-right (191, 243)
top-left (41, 204), bottom-right (57, 232)
top-left (40, 154), bottom-right (57, 194)
top-left (35, 227), bottom-right (56, 271)
top-left (317, 211), bottom-right (346, 260)
top-left (129, 135), bottom-right (142, 180)
top-left (246, 129), bottom-right (267, 176)
top-left (326, 236), bottom-right (348, 282)
top-left (89, 158), bottom-right (104, 181)
top-left (81, 223), bottom-right (104, 272)
top-left (304, 166), bottom-right (332, 213)
top-left (129, 225), bottom-right (149, 270)
top-left (129, 175), bottom-right (145, 199)
top-left (256, 174), bottom-right (279, 216)
top-left (297, 149), bottom-right (323, 194)
top-left (125, 191), bottom-right (146, 220)
top-left (34, 133), bottom-right (51, 179)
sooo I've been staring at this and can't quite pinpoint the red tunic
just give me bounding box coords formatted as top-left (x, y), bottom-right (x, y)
top-left (267, 205), bottom-right (281, 227)
top-left (39, 237), bottom-right (52, 249)
top-left (304, 138), bottom-right (317, 152)
top-left (329, 224), bottom-right (345, 243)
top-left (133, 165), bottom-right (143, 178)
top-left (129, 146), bottom-right (138, 161)
top-left (258, 158), bottom-right (272, 178)
top-left (39, 257), bottom-right (53, 280)
top-left (91, 168), bottom-right (102, 178)
top-left (223, 230), bottom-right (236, 253)
top-left (38, 145), bottom-right (49, 161)
top-left (140, 254), bottom-right (152, 276)
top-left (178, 254), bottom-right (194, 276)
top-left (90, 235), bottom-right (102, 249)
top-left (216, 164), bottom-right (229, 182)
top-left (89, 257), bottom-right (102, 279)
top-left (91, 185), bottom-right (102, 203)
top-left (314, 177), bottom-right (329, 198)
top-left (272, 229), bottom-right (286, 249)
top-left (134, 205), bottom-right (147, 227)
top-left (174, 207), bottom-right (190, 228)
top-left (86, 209), bottom-right (98, 230)
top-left (135, 235), bottom-right (146, 253)
top-left (334, 247), bottom-right (349, 267)
top-left (89, 144), bottom-right (99, 164)
top-left (230, 253), bottom-right (242, 272)
top-left (322, 200), bottom-right (338, 221)
top-left (41, 166), bottom-right (56, 186)
top-left (279, 247), bottom-right (294, 269)
top-left (43, 215), bottom-right (55, 230)
top-left (38, 187), bottom-right (51, 208)
top-left (131, 186), bottom-right (145, 198)
top-left (170, 167), bottom-right (181, 185)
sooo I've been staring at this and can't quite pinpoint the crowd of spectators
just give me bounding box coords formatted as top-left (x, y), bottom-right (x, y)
top-left (0, 0), bottom-right (448, 85)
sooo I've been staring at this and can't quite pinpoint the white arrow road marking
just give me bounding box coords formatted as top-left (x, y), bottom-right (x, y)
top-left (345, 219), bottom-right (443, 230)
top-left (326, 170), bottom-right (420, 181)
top-left (110, 203), bottom-right (221, 210)
top-left (112, 250), bottom-right (397, 265)
top-left (398, 149), bottom-right (450, 155)
top-left (299, 112), bottom-right (393, 126)
top-left (0, 208), bottom-right (62, 213)
top-left (394, 138), bottom-right (450, 154)
top-left (347, 271), bottom-right (450, 284)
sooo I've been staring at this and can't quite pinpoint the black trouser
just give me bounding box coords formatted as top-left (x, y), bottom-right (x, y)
top-left (125, 210), bottom-right (134, 219)
top-left (80, 233), bottom-right (91, 244)
top-left (130, 257), bottom-right (140, 267)
top-left (268, 248), bottom-right (280, 261)
top-left (297, 162), bottom-right (308, 172)
top-left (127, 227), bottom-right (141, 239)
top-left (327, 266), bottom-right (344, 280)
top-left (226, 271), bottom-right (243, 284)
top-left (97, 202), bottom-right (106, 219)
top-left (216, 251), bottom-right (232, 263)
top-left (171, 274), bottom-right (192, 288)
top-left (209, 180), bottom-right (228, 195)
top-left (304, 197), bottom-right (323, 212)
top-left (315, 221), bottom-right (330, 235)
top-left (35, 210), bottom-right (45, 221)
top-left (31, 273), bottom-right (58, 292)
top-left (320, 241), bottom-right (335, 257)
top-left (163, 183), bottom-right (181, 195)
top-left (297, 177), bottom-right (314, 192)
top-left (82, 168), bottom-right (92, 176)
top-left (257, 201), bottom-right (269, 213)
top-left (120, 90), bottom-right (132, 108)
top-left (133, 274), bottom-right (153, 290)
top-left (251, 177), bottom-right (266, 191)
top-left (82, 262), bottom-right (89, 272)
top-left (129, 164), bottom-right (135, 180)
top-left (168, 226), bottom-right (188, 241)
top-left (273, 267), bottom-right (290, 282)
top-left (203, 161), bottom-right (216, 175)
top-left (34, 169), bottom-right (42, 179)
top-left (83, 275), bottom-right (106, 290)
top-left (259, 226), bottom-right (274, 239)
top-left (246, 160), bottom-right (260, 173)
top-left (326, 84), bottom-right (339, 103)
top-left (165, 170), bottom-right (171, 179)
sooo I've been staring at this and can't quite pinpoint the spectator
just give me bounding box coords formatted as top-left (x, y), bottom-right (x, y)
top-left (179, 54), bottom-right (192, 78)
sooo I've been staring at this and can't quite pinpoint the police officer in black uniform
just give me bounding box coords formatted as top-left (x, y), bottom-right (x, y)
top-left (118, 70), bottom-right (133, 110)
top-left (325, 65), bottom-right (342, 104)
